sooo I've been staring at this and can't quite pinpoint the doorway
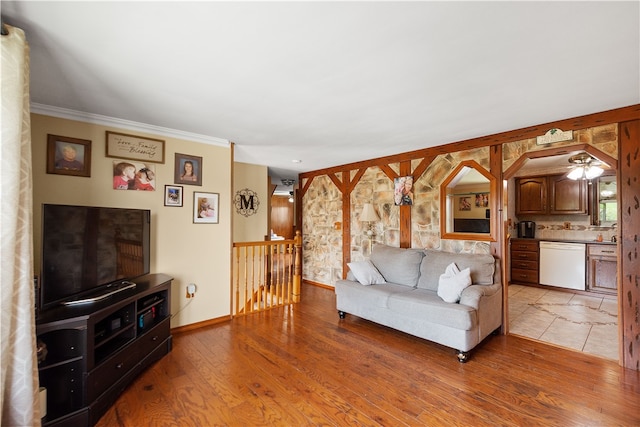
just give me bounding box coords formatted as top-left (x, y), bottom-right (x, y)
top-left (270, 194), bottom-right (294, 239)
top-left (503, 146), bottom-right (620, 360)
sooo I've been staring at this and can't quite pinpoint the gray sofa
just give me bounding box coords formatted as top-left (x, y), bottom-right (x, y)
top-left (335, 244), bottom-right (502, 362)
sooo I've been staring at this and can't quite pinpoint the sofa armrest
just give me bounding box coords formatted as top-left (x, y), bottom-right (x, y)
top-left (459, 283), bottom-right (501, 309)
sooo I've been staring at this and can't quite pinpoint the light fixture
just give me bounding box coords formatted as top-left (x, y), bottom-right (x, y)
top-left (566, 153), bottom-right (604, 180)
top-left (281, 179), bottom-right (295, 186)
top-left (360, 203), bottom-right (380, 236)
top-left (288, 191), bottom-right (294, 203)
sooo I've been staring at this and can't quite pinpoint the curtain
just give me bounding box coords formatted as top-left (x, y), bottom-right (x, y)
top-left (1, 24), bottom-right (40, 426)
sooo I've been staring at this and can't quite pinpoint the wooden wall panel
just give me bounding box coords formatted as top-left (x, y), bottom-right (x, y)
top-left (619, 120), bottom-right (640, 370)
top-left (399, 161), bottom-right (412, 248)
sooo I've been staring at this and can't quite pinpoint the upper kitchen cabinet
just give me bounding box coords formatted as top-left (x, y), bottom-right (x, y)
top-left (515, 176), bottom-right (547, 215)
top-left (515, 174), bottom-right (588, 216)
top-left (548, 175), bottom-right (588, 215)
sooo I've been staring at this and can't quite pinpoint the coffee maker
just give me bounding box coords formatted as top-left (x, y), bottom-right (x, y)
top-left (517, 221), bottom-right (536, 238)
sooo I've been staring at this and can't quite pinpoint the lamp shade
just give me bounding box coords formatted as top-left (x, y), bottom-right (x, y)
top-left (360, 203), bottom-right (380, 222)
top-left (567, 165), bottom-right (604, 180)
top-left (566, 152), bottom-right (605, 180)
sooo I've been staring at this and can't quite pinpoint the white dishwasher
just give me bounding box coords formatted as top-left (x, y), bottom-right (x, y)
top-left (539, 241), bottom-right (586, 290)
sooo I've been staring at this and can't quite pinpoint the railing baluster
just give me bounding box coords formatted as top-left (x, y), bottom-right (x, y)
top-left (231, 231), bottom-right (302, 316)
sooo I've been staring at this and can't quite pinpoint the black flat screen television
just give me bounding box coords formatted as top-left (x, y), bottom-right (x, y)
top-left (40, 204), bottom-right (150, 310)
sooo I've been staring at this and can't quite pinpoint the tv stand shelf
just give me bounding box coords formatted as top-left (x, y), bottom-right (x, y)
top-left (36, 273), bottom-right (173, 427)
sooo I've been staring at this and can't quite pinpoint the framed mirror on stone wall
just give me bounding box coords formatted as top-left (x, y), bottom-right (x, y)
top-left (440, 160), bottom-right (496, 242)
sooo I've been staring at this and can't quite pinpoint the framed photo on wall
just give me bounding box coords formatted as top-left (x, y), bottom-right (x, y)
top-left (112, 160), bottom-right (156, 191)
top-left (393, 175), bottom-right (414, 205)
top-left (46, 134), bottom-right (92, 177)
top-left (164, 185), bottom-right (183, 207)
top-left (175, 153), bottom-right (202, 186)
top-left (193, 192), bottom-right (219, 224)
top-left (458, 196), bottom-right (472, 211)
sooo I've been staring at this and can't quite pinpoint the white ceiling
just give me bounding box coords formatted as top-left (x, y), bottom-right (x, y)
top-left (3, 1), bottom-right (639, 186)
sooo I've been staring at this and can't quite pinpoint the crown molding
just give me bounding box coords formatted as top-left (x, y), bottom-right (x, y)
top-left (30, 103), bottom-right (230, 147)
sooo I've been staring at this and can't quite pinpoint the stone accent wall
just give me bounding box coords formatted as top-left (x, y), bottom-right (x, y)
top-left (351, 166), bottom-right (396, 262)
top-left (411, 148), bottom-right (491, 254)
top-left (302, 147), bottom-right (492, 286)
top-left (301, 174), bottom-right (344, 284)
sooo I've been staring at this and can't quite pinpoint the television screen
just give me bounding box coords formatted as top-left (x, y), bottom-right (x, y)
top-left (40, 204), bottom-right (150, 309)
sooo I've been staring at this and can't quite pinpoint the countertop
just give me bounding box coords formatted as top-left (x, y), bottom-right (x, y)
top-left (510, 237), bottom-right (616, 245)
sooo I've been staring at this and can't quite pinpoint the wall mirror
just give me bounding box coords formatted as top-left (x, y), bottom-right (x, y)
top-left (440, 160), bottom-right (496, 241)
top-left (592, 172), bottom-right (617, 226)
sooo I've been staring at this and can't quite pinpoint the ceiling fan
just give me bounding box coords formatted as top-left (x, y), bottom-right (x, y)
top-left (566, 152), bottom-right (604, 180)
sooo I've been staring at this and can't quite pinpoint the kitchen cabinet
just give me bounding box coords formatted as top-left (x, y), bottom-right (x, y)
top-left (548, 175), bottom-right (588, 214)
top-left (510, 239), bottom-right (539, 285)
top-left (587, 244), bottom-right (618, 294)
top-left (515, 177), bottom-right (547, 215)
top-left (515, 174), bottom-right (588, 215)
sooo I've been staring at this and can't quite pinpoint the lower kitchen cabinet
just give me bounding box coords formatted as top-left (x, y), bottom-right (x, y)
top-left (510, 239), bottom-right (539, 285)
top-left (587, 244), bottom-right (618, 294)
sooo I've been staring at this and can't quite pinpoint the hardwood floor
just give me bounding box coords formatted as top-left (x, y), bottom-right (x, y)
top-left (97, 283), bottom-right (640, 426)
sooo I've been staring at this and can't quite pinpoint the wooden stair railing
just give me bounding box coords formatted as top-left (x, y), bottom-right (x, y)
top-left (232, 231), bottom-right (302, 316)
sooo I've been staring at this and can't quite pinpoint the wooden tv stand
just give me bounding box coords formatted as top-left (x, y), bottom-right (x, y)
top-left (36, 273), bottom-right (173, 427)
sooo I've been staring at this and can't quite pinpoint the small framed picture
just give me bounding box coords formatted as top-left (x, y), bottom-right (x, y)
top-left (46, 134), bottom-right (92, 177)
top-left (194, 192), bottom-right (219, 224)
top-left (175, 153), bottom-right (202, 186)
top-left (393, 175), bottom-right (414, 206)
top-left (164, 185), bottom-right (183, 207)
top-left (459, 196), bottom-right (472, 211)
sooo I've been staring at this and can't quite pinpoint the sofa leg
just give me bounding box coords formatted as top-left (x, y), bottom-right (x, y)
top-left (338, 311), bottom-right (346, 319)
top-left (456, 350), bottom-right (469, 363)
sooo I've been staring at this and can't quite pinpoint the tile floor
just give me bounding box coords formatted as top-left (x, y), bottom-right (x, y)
top-left (508, 284), bottom-right (618, 360)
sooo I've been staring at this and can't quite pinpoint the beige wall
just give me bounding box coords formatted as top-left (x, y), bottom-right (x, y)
top-left (31, 114), bottom-right (233, 328)
top-left (233, 162), bottom-right (269, 242)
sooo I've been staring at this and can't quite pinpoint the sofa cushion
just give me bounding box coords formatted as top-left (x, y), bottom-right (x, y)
top-left (370, 244), bottom-right (424, 287)
top-left (417, 250), bottom-right (496, 291)
top-left (437, 263), bottom-right (472, 303)
top-left (387, 289), bottom-right (477, 330)
top-left (347, 260), bottom-right (386, 285)
top-left (335, 280), bottom-right (413, 308)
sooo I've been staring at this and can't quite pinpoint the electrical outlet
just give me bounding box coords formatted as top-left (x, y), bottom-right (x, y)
top-left (186, 283), bottom-right (196, 298)
top-left (563, 222), bottom-right (571, 230)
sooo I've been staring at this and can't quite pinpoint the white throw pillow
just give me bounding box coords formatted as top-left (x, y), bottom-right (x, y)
top-left (347, 260), bottom-right (386, 286)
top-left (437, 262), bottom-right (472, 303)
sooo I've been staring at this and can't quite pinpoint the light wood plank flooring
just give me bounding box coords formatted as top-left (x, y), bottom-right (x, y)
top-left (97, 283), bottom-right (640, 426)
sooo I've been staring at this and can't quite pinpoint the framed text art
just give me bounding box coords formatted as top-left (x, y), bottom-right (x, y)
top-left (193, 192), bottom-right (219, 224)
top-left (106, 131), bottom-right (165, 163)
top-left (46, 134), bottom-right (92, 177)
